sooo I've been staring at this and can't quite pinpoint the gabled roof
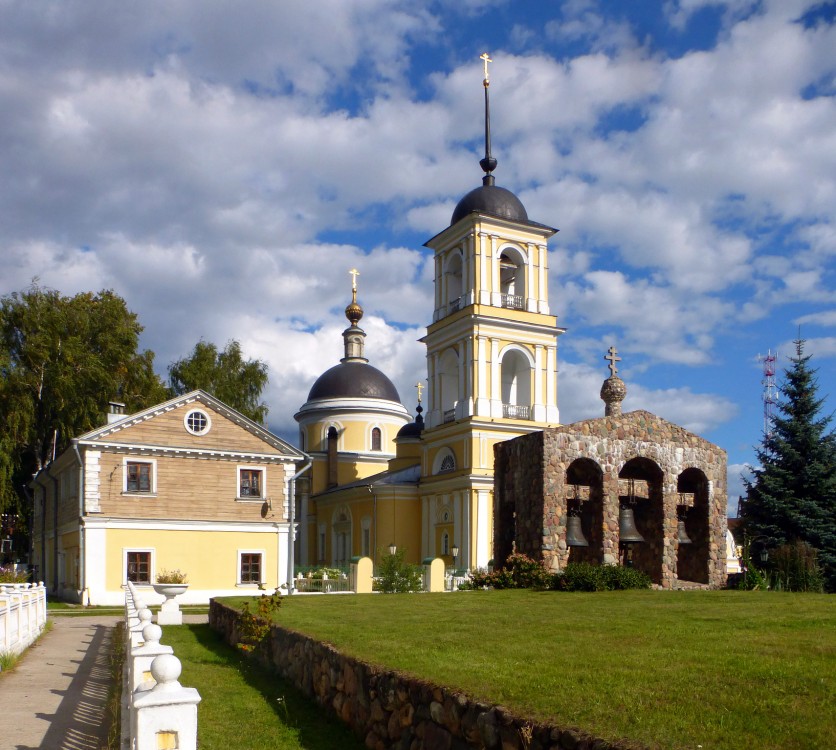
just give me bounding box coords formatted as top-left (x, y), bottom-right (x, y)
top-left (77, 389), bottom-right (307, 460)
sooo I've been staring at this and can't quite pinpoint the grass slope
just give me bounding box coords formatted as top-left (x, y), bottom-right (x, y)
top-left (221, 590), bottom-right (835, 750)
top-left (162, 624), bottom-right (365, 750)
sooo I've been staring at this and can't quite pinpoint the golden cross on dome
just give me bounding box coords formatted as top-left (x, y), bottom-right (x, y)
top-left (349, 268), bottom-right (360, 291)
top-left (480, 52), bottom-right (492, 85)
top-left (415, 381), bottom-right (424, 403)
top-left (605, 346), bottom-right (621, 377)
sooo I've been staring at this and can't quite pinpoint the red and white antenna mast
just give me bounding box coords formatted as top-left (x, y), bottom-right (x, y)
top-left (759, 349), bottom-right (778, 438)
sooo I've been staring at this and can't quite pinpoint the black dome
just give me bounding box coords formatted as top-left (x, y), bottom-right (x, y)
top-left (451, 184), bottom-right (528, 226)
top-left (397, 420), bottom-right (423, 439)
top-left (307, 362), bottom-right (401, 402)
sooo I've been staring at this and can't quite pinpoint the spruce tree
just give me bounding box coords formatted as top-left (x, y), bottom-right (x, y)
top-left (741, 338), bottom-right (836, 591)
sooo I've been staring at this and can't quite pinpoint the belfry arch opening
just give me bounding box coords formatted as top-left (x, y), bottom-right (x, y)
top-left (445, 252), bottom-right (464, 311)
top-left (498, 248), bottom-right (525, 309)
top-left (618, 457), bottom-right (664, 584)
top-left (501, 348), bottom-right (532, 419)
top-left (438, 349), bottom-right (459, 422)
top-left (565, 458), bottom-right (604, 565)
top-left (676, 468), bottom-right (710, 584)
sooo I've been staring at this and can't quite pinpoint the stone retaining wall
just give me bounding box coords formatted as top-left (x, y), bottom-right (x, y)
top-left (209, 599), bottom-right (642, 750)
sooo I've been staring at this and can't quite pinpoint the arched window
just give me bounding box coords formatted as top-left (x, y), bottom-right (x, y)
top-left (439, 349), bottom-right (459, 422)
top-left (442, 531), bottom-right (450, 556)
top-left (332, 506), bottom-right (352, 567)
top-left (501, 349), bottom-right (532, 419)
top-left (371, 427), bottom-right (382, 451)
top-left (498, 248), bottom-right (525, 309)
top-left (299, 429), bottom-right (306, 451)
top-left (446, 252), bottom-right (464, 312)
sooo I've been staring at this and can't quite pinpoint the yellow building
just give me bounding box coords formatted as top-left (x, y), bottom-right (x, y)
top-left (30, 390), bottom-right (307, 604)
top-left (296, 64), bottom-right (564, 572)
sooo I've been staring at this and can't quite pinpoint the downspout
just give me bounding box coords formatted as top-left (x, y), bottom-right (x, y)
top-left (71, 440), bottom-right (86, 605)
top-left (285, 459), bottom-right (312, 594)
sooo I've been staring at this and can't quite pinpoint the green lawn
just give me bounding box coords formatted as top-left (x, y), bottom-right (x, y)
top-left (163, 624), bottom-right (365, 750)
top-left (219, 590), bottom-right (836, 750)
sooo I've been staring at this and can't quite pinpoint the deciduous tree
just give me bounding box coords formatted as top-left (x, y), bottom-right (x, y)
top-left (168, 340), bottom-right (268, 424)
top-left (0, 284), bottom-right (168, 517)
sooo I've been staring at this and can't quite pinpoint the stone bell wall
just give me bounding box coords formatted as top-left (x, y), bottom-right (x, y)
top-left (494, 410), bottom-right (728, 589)
top-left (209, 599), bottom-right (642, 750)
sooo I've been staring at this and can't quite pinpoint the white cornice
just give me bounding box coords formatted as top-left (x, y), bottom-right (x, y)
top-left (78, 441), bottom-right (301, 462)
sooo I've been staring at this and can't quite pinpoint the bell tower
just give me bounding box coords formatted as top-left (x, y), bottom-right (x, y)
top-left (419, 54), bottom-right (565, 569)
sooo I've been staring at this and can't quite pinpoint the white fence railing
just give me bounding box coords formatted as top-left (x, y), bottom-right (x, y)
top-left (0, 582), bottom-right (47, 660)
top-left (122, 581), bottom-right (201, 750)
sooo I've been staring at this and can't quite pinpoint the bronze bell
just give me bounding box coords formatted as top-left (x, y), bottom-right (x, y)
top-left (566, 515), bottom-right (589, 547)
top-left (677, 519), bottom-right (692, 544)
top-left (618, 506), bottom-right (645, 543)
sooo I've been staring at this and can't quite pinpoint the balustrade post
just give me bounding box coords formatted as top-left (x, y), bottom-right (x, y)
top-left (132, 654), bottom-right (201, 750)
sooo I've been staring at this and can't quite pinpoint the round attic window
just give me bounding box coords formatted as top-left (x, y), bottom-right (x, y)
top-left (184, 409), bottom-right (211, 435)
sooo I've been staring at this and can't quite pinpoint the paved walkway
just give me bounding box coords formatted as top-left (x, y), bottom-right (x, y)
top-left (0, 613), bottom-right (208, 750)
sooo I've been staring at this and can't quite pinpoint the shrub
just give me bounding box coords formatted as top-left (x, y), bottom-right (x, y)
top-left (738, 557), bottom-right (768, 591)
top-left (238, 589), bottom-right (282, 652)
top-left (465, 553), bottom-right (553, 590)
top-left (0, 566), bottom-right (28, 584)
top-left (374, 549), bottom-right (424, 593)
top-left (553, 563), bottom-right (652, 592)
top-left (307, 567), bottom-right (344, 580)
top-left (155, 569), bottom-right (188, 584)
top-left (767, 540), bottom-right (824, 592)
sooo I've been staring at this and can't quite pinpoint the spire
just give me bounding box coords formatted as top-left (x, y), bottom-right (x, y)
top-left (479, 52), bottom-right (497, 186)
top-left (341, 268), bottom-right (368, 363)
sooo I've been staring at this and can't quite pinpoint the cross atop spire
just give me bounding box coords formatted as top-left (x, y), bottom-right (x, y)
top-left (415, 381), bottom-right (424, 403)
top-left (479, 52), bottom-right (497, 183)
top-left (480, 52), bottom-right (492, 86)
top-left (605, 346), bottom-right (621, 377)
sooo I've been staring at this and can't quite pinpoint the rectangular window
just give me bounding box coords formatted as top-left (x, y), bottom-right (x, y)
top-left (239, 468), bottom-right (263, 498)
top-left (126, 462), bottom-right (152, 493)
top-left (240, 553), bottom-right (262, 584)
top-left (126, 551), bottom-right (151, 584)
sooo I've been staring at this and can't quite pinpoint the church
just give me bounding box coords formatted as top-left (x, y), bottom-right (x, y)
top-left (293, 55), bottom-right (728, 588)
top-left (294, 56), bottom-right (565, 573)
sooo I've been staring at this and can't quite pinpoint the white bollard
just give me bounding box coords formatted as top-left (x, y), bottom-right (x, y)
top-left (133, 654), bottom-right (201, 750)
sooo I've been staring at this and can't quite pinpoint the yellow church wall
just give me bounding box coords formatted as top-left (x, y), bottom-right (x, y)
top-left (102, 527), bottom-right (279, 591)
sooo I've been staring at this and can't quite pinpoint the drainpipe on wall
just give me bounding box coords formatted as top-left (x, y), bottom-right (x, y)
top-left (71, 440), bottom-right (86, 605)
top-left (286, 459), bottom-right (312, 594)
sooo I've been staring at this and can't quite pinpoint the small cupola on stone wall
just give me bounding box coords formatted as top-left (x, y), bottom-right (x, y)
top-left (600, 346), bottom-right (627, 417)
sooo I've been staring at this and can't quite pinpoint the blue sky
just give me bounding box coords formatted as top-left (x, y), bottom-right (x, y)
top-left (2, 0), bottom-right (835, 514)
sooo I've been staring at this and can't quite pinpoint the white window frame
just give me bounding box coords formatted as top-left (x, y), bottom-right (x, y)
top-left (237, 549), bottom-right (265, 586)
top-left (122, 458), bottom-right (157, 495)
top-left (184, 408), bottom-right (212, 436)
top-left (123, 547), bottom-right (155, 586)
top-left (370, 425), bottom-right (383, 452)
top-left (236, 465), bottom-right (266, 501)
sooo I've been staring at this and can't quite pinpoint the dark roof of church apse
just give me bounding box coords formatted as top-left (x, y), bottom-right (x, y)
top-left (307, 361), bottom-right (402, 403)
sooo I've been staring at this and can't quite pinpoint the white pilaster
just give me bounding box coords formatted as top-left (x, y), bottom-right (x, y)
top-left (490, 338), bottom-right (502, 417)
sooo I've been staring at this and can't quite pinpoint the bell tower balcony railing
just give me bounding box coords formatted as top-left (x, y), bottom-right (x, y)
top-left (448, 296), bottom-right (462, 313)
top-left (500, 294), bottom-right (524, 310)
top-left (443, 408), bottom-right (456, 423)
top-left (503, 403), bottom-right (531, 420)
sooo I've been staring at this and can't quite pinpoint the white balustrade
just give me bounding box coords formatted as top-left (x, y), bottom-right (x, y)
top-left (122, 583), bottom-right (200, 750)
top-left (0, 582), bottom-right (47, 660)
